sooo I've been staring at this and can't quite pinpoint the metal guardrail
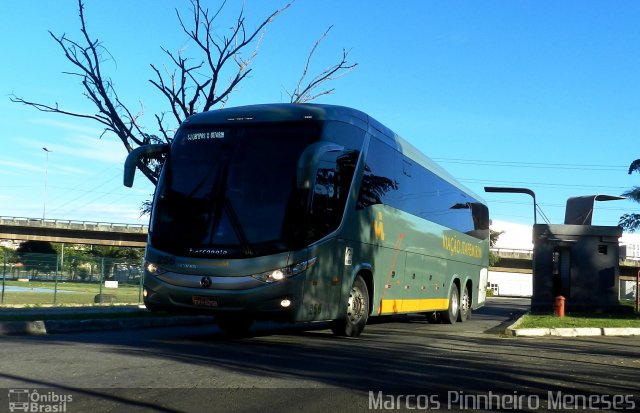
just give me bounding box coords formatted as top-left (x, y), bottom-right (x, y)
top-left (490, 248), bottom-right (533, 259)
top-left (0, 216), bottom-right (148, 233)
top-left (491, 247), bottom-right (640, 268)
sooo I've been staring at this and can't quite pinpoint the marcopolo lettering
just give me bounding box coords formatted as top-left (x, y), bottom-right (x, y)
top-left (189, 248), bottom-right (229, 255)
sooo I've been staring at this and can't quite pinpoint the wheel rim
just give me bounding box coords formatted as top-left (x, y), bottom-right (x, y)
top-left (451, 288), bottom-right (459, 318)
top-left (461, 289), bottom-right (470, 316)
top-left (347, 285), bottom-right (366, 322)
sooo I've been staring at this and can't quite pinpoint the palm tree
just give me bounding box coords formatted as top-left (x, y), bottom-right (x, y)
top-left (620, 160), bottom-right (640, 231)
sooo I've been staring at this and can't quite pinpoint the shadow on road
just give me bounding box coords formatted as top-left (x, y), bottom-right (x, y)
top-left (1, 298), bottom-right (639, 412)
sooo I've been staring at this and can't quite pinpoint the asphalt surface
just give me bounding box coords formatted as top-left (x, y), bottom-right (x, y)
top-left (0, 297), bottom-right (524, 337)
top-left (3, 295), bottom-right (639, 338)
top-left (0, 297), bottom-right (638, 412)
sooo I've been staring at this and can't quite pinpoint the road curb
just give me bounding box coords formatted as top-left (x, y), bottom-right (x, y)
top-left (0, 320), bottom-right (47, 335)
top-left (505, 314), bottom-right (640, 337)
top-left (0, 315), bottom-right (216, 336)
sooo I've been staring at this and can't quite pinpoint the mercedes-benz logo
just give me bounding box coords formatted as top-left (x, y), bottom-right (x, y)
top-left (200, 276), bottom-right (212, 288)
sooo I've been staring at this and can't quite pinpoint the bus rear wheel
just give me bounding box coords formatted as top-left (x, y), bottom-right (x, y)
top-left (441, 284), bottom-right (460, 325)
top-left (458, 285), bottom-right (471, 322)
top-left (330, 275), bottom-right (369, 337)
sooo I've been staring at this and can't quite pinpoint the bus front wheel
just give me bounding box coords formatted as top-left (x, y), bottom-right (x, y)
top-left (441, 284), bottom-right (460, 325)
top-left (330, 275), bottom-right (370, 337)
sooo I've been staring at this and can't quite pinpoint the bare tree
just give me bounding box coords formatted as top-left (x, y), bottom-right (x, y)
top-left (11, 0), bottom-right (357, 186)
top-left (148, 0), bottom-right (291, 142)
top-left (288, 26), bottom-right (358, 103)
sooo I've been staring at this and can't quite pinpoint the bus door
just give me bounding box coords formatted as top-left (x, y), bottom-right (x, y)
top-left (300, 149), bottom-right (358, 321)
top-left (369, 208), bottom-right (408, 315)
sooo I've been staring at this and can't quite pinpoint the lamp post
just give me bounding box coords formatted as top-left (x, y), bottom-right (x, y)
top-left (42, 147), bottom-right (52, 221)
top-left (484, 186), bottom-right (537, 225)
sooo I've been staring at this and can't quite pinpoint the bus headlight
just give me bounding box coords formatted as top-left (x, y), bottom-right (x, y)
top-left (252, 257), bottom-right (317, 283)
top-left (145, 261), bottom-right (167, 276)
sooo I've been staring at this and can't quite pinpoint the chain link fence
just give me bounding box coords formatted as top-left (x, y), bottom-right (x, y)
top-left (1, 251), bottom-right (144, 306)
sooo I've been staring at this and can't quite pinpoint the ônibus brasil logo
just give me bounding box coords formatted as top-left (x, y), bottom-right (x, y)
top-left (8, 389), bottom-right (73, 413)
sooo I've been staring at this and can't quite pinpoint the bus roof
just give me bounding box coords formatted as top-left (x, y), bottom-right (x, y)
top-left (183, 103), bottom-right (370, 128)
top-left (183, 103), bottom-right (485, 204)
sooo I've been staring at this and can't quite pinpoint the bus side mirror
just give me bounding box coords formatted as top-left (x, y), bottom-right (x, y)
top-left (123, 144), bottom-right (168, 187)
top-left (296, 142), bottom-right (344, 189)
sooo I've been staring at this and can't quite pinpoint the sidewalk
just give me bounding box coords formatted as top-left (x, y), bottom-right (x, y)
top-left (0, 305), bottom-right (215, 336)
top-left (504, 313), bottom-right (640, 337)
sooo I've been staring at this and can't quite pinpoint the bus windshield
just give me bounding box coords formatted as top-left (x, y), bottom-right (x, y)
top-left (150, 123), bottom-right (320, 258)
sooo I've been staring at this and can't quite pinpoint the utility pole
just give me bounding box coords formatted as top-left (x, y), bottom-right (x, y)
top-left (42, 147), bottom-right (52, 221)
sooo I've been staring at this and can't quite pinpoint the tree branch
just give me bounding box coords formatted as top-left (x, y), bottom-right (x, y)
top-left (165, 0), bottom-right (292, 114)
top-left (11, 0), bottom-right (356, 192)
top-left (288, 26), bottom-right (358, 104)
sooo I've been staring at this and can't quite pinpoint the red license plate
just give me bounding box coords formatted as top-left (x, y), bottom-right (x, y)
top-left (192, 295), bottom-right (219, 308)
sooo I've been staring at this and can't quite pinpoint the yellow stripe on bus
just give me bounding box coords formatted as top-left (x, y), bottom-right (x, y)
top-left (379, 298), bottom-right (449, 314)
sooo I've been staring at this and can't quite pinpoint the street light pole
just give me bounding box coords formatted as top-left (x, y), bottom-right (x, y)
top-left (484, 186), bottom-right (537, 225)
top-left (42, 147), bottom-right (52, 221)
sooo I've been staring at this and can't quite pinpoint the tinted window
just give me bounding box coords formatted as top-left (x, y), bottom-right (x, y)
top-left (357, 138), bottom-right (399, 208)
top-left (151, 123), bottom-right (320, 257)
top-left (357, 137), bottom-right (489, 240)
top-left (321, 121), bottom-right (366, 152)
top-left (308, 150), bottom-right (359, 241)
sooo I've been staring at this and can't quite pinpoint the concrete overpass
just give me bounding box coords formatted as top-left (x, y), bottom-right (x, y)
top-left (0, 216), bottom-right (148, 248)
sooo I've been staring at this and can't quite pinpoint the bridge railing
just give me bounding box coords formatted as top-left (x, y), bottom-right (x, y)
top-left (0, 216), bottom-right (148, 233)
top-left (490, 248), bottom-right (533, 259)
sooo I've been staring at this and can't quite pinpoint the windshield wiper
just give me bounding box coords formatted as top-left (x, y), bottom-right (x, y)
top-left (224, 199), bottom-right (254, 256)
top-left (205, 155), bottom-right (254, 256)
top-left (186, 149), bottom-right (227, 199)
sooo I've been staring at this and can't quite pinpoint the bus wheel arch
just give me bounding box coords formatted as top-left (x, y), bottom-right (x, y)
top-left (357, 269), bottom-right (374, 316)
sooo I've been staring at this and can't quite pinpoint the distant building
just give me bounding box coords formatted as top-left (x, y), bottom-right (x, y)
top-left (620, 233), bottom-right (640, 261)
top-left (491, 220), bottom-right (533, 251)
top-left (0, 239), bottom-right (20, 249)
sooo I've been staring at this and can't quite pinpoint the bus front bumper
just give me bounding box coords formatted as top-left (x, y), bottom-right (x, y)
top-left (142, 271), bottom-right (305, 321)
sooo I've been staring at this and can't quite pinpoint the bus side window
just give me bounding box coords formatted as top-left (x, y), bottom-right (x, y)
top-left (357, 138), bottom-right (398, 209)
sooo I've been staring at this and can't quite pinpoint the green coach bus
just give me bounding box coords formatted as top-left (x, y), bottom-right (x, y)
top-left (124, 104), bottom-right (489, 337)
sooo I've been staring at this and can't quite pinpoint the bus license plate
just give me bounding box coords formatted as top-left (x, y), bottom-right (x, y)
top-left (192, 295), bottom-right (219, 308)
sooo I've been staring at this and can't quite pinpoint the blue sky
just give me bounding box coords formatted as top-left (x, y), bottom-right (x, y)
top-left (1, 0), bottom-right (639, 230)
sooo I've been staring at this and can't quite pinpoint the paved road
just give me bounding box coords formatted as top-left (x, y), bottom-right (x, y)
top-left (0, 297), bottom-right (638, 412)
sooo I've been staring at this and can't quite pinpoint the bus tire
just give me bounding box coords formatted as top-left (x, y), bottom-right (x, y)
top-left (458, 285), bottom-right (471, 322)
top-left (441, 283), bottom-right (460, 325)
top-left (215, 315), bottom-right (254, 337)
top-left (330, 275), bottom-right (369, 337)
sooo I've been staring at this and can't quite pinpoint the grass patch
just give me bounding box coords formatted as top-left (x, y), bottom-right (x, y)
top-left (0, 280), bottom-right (143, 305)
top-left (518, 312), bottom-right (640, 329)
